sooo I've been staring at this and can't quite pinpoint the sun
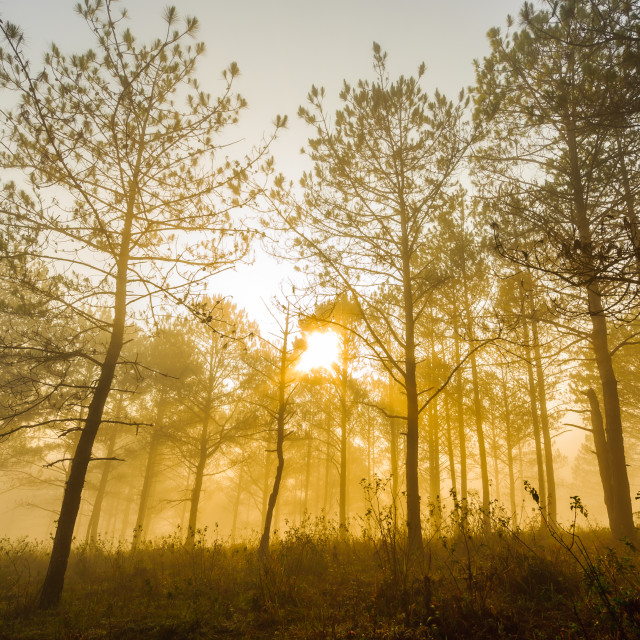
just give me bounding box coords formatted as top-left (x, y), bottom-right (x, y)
top-left (296, 331), bottom-right (341, 373)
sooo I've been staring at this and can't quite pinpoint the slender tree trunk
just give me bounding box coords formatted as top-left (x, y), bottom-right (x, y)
top-left (429, 397), bottom-right (441, 527)
top-left (339, 356), bottom-right (348, 528)
top-left (261, 448), bottom-right (272, 527)
top-left (428, 335), bottom-right (441, 527)
top-left (518, 442), bottom-right (524, 510)
top-left (584, 388), bottom-right (615, 527)
top-left (273, 478), bottom-right (282, 533)
top-left (444, 393), bottom-right (457, 500)
top-left (230, 466), bottom-right (243, 545)
top-left (131, 404), bottom-right (164, 549)
top-left (490, 416), bottom-right (501, 503)
top-left (186, 420), bottom-right (209, 546)
top-left (132, 432), bottom-right (161, 547)
top-left (303, 430), bottom-right (312, 515)
top-left (259, 306), bottom-right (290, 560)
top-left (39, 191), bottom-right (135, 608)
top-left (589, 303), bottom-right (634, 538)
top-left (398, 202), bottom-right (423, 556)
top-left (40, 325), bottom-right (126, 608)
top-left (323, 414), bottom-right (331, 514)
top-left (501, 376), bottom-right (517, 524)
top-left (259, 421), bottom-right (284, 559)
top-left (388, 374), bottom-right (399, 528)
top-left (454, 331), bottom-right (468, 507)
top-left (85, 426), bottom-right (118, 543)
top-left (180, 468), bottom-right (192, 530)
top-left (402, 292), bottom-right (422, 554)
top-left (371, 421), bottom-right (376, 479)
top-left (187, 333), bottom-right (219, 546)
top-left (566, 120), bottom-right (634, 539)
top-left (469, 351), bottom-right (490, 532)
top-left (530, 304), bottom-right (557, 521)
top-left (523, 319), bottom-right (547, 516)
top-left (367, 420), bottom-right (372, 482)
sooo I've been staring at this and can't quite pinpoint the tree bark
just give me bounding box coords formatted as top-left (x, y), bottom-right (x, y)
top-left (322, 413), bottom-right (332, 514)
top-left (428, 397), bottom-right (441, 527)
top-left (338, 355), bottom-right (348, 529)
top-left (523, 319), bottom-right (547, 516)
top-left (454, 332), bottom-right (468, 508)
top-left (566, 119), bottom-right (635, 539)
top-left (303, 430), bottom-right (312, 515)
top-left (186, 418), bottom-right (209, 546)
top-left (38, 183), bottom-right (135, 609)
top-left (85, 426), bottom-right (118, 543)
top-left (444, 393), bottom-right (457, 501)
top-left (230, 466), bottom-right (243, 545)
top-left (529, 297), bottom-right (557, 521)
top-left (388, 374), bottom-right (400, 529)
top-left (259, 305), bottom-right (290, 560)
top-left (400, 210), bottom-right (423, 556)
top-left (131, 400), bottom-right (165, 549)
top-left (490, 417), bottom-right (501, 504)
top-left (470, 350), bottom-right (490, 533)
top-left (501, 376), bottom-right (517, 525)
top-left (584, 388), bottom-right (615, 528)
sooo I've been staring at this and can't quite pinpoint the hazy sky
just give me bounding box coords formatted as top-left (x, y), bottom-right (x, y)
top-left (0, 0), bottom-right (525, 315)
top-left (2, 0), bottom-right (524, 167)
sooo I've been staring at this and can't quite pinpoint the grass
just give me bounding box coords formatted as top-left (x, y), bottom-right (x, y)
top-left (1, 501), bottom-right (640, 639)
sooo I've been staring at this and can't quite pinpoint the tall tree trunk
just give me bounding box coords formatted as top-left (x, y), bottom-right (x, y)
top-left (399, 203), bottom-right (423, 556)
top-left (303, 430), bottom-right (312, 515)
top-left (518, 442), bottom-right (525, 509)
top-left (367, 420), bottom-right (372, 481)
top-left (589, 302), bottom-right (634, 538)
top-left (584, 388), bottom-right (615, 527)
top-left (530, 302), bottom-right (557, 521)
top-left (428, 336), bottom-right (441, 526)
top-left (259, 305), bottom-right (290, 560)
top-left (470, 351), bottom-right (490, 532)
top-left (444, 393), bottom-right (457, 500)
top-left (388, 374), bottom-right (399, 528)
top-left (338, 355), bottom-right (348, 528)
top-left (131, 404), bottom-right (164, 550)
top-left (454, 331), bottom-right (468, 508)
top-left (39, 192), bottom-right (134, 609)
top-left (566, 119), bottom-right (634, 539)
top-left (428, 397), bottom-right (441, 527)
top-left (490, 416), bottom-right (501, 503)
top-left (180, 468), bottom-right (192, 530)
top-left (404, 344), bottom-right (422, 555)
top-left (230, 466), bottom-right (243, 545)
top-left (187, 333), bottom-right (219, 546)
top-left (186, 419), bottom-right (209, 546)
top-left (501, 376), bottom-right (517, 525)
top-left (85, 426), bottom-right (118, 543)
top-left (523, 318), bottom-right (547, 516)
top-left (323, 414), bottom-right (332, 514)
top-left (261, 447), bottom-right (272, 528)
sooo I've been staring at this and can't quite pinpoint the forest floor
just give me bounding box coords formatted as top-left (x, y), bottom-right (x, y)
top-left (2, 507), bottom-right (640, 639)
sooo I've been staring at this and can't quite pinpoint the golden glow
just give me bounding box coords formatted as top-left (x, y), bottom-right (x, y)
top-left (296, 331), bottom-right (341, 373)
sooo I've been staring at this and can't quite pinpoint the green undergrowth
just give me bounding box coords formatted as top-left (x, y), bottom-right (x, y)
top-left (2, 502), bottom-right (640, 639)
